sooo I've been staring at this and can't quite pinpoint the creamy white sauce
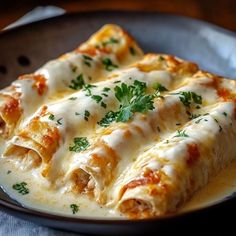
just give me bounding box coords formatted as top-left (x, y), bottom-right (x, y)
top-left (1, 60), bottom-right (236, 218)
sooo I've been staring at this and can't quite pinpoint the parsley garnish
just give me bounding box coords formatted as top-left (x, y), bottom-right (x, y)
top-left (97, 111), bottom-right (118, 127)
top-left (114, 80), bottom-right (154, 122)
top-left (98, 80), bottom-right (157, 126)
top-left (223, 112), bottom-right (227, 117)
top-left (174, 130), bottom-right (189, 138)
top-left (84, 110), bottom-right (90, 121)
top-left (70, 64), bottom-right (78, 73)
top-left (103, 87), bottom-right (110, 92)
top-left (48, 114), bottom-right (55, 121)
top-left (83, 84), bottom-right (97, 96)
top-left (113, 80), bottom-right (121, 84)
top-left (7, 170), bottom-right (11, 174)
top-left (12, 182), bottom-right (29, 195)
top-left (101, 102), bottom-right (107, 108)
top-left (152, 82), bottom-right (168, 92)
top-left (69, 74), bottom-right (85, 90)
top-left (91, 95), bottom-right (103, 103)
top-left (159, 56), bottom-right (165, 61)
top-left (171, 91), bottom-right (202, 107)
top-left (75, 112), bottom-right (80, 116)
top-left (102, 37), bottom-right (119, 47)
top-left (152, 82), bottom-right (168, 99)
top-left (102, 58), bottom-right (118, 71)
top-left (102, 93), bottom-right (108, 97)
top-left (83, 55), bottom-right (93, 67)
top-left (129, 47), bottom-right (136, 56)
top-left (69, 137), bottom-right (90, 153)
top-left (69, 97), bottom-right (77, 100)
top-left (70, 204), bottom-right (79, 214)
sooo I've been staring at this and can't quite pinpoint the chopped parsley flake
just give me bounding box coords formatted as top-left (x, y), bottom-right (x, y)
top-left (71, 64), bottom-right (78, 73)
top-left (101, 102), bottom-right (107, 109)
top-left (152, 82), bottom-right (168, 92)
top-left (102, 58), bottom-right (118, 71)
top-left (129, 46), bottom-right (136, 56)
top-left (7, 170), bottom-right (11, 174)
top-left (69, 97), bottom-right (77, 100)
top-left (91, 95), bottom-right (103, 103)
top-left (84, 110), bottom-right (90, 121)
top-left (75, 112), bottom-right (80, 116)
top-left (48, 114), bottom-right (55, 121)
top-left (102, 37), bottom-right (119, 47)
top-left (152, 82), bottom-right (168, 99)
top-left (83, 84), bottom-right (97, 96)
top-left (223, 112), bottom-right (227, 117)
top-left (82, 55), bottom-right (93, 61)
top-left (69, 74), bottom-right (85, 90)
top-left (113, 80), bottom-right (121, 84)
top-left (171, 91), bottom-right (202, 107)
top-left (159, 56), bottom-right (165, 61)
top-left (83, 55), bottom-right (93, 67)
top-left (70, 204), bottom-right (79, 214)
top-left (102, 93), bottom-right (108, 97)
top-left (12, 182), bottom-right (29, 195)
top-left (174, 130), bottom-right (189, 138)
top-left (103, 87), bottom-right (110, 92)
top-left (69, 137), bottom-right (90, 153)
top-left (97, 111), bottom-right (118, 127)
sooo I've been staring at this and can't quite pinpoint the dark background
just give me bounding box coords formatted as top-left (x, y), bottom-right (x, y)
top-left (0, 0), bottom-right (236, 31)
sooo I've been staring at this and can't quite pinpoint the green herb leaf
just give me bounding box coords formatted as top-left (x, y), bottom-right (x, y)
top-left (103, 87), bottom-right (111, 92)
top-left (69, 74), bottom-right (85, 90)
top-left (84, 110), bottom-right (90, 121)
top-left (91, 95), bottom-right (103, 103)
top-left (69, 97), bottom-right (77, 100)
top-left (102, 58), bottom-right (118, 71)
top-left (101, 102), bottom-right (107, 109)
top-left (12, 182), bottom-right (29, 195)
top-left (82, 55), bottom-right (93, 61)
top-left (97, 111), bottom-right (118, 127)
top-left (69, 137), bottom-right (90, 153)
top-left (152, 82), bottom-right (168, 92)
top-left (171, 91), bottom-right (202, 107)
top-left (102, 37), bottom-right (119, 47)
top-left (83, 84), bottom-right (97, 96)
top-left (174, 130), bottom-right (189, 138)
top-left (70, 204), bottom-right (79, 214)
top-left (48, 114), bottom-right (55, 121)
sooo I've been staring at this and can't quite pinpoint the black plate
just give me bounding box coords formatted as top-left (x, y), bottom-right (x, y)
top-left (1, 11), bottom-right (236, 235)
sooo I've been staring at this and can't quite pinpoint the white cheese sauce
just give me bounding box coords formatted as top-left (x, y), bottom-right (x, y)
top-left (1, 70), bottom-right (236, 218)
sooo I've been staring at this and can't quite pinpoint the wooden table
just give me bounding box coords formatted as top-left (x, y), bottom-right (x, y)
top-left (0, 0), bottom-right (236, 32)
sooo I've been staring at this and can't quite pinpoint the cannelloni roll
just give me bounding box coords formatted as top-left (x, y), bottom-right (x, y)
top-left (0, 24), bottom-right (143, 138)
